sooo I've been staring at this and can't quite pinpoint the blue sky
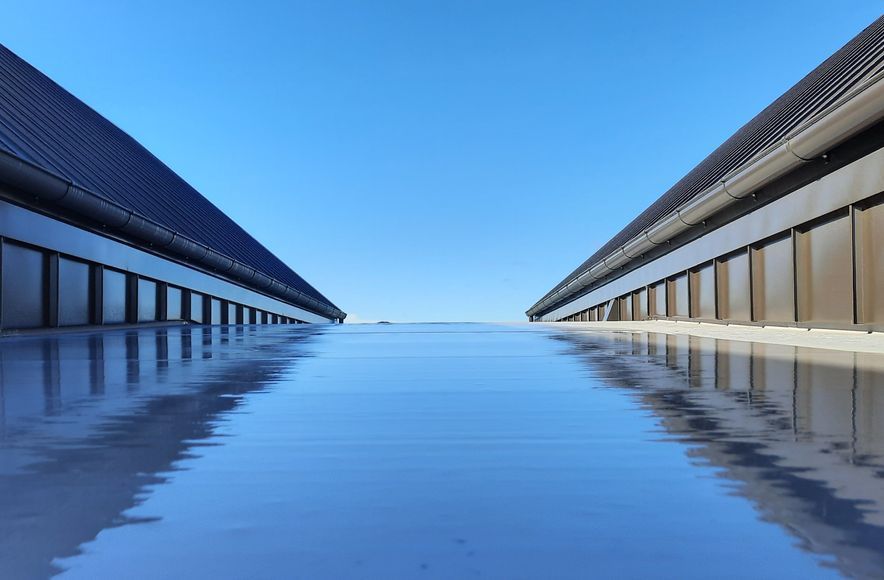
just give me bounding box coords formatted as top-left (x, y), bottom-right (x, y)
top-left (4, 1), bottom-right (881, 322)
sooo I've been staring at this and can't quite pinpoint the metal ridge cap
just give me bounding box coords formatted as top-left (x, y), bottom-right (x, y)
top-left (0, 149), bottom-right (342, 320)
top-left (526, 71), bottom-right (884, 318)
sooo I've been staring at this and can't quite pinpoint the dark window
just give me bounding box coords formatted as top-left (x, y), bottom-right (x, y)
top-left (58, 257), bottom-right (91, 326)
top-left (167, 286), bottom-right (183, 320)
top-left (2, 242), bottom-right (46, 329)
top-left (138, 278), bottom-right (158, 322)
top-left (102, 269), bottom-right (127, 324)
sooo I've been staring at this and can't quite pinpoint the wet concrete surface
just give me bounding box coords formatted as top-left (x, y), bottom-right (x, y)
top-left (0, 323), bottom-right (882, 578)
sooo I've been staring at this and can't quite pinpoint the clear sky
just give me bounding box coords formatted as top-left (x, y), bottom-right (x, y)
top-left (4, 2), bottom-right (881, 322)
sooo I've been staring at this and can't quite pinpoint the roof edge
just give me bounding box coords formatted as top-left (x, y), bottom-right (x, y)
top-left (0, 149), bottom-right (346, 321)
top-left (527, 69), bottom-right (884, 318)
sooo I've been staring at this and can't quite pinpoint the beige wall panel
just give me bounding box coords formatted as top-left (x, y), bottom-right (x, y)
top-left (690, 263), bottom-right (716, 319)
top-left (717, 251), bottom-right (751, 321)
top-left (753, 236), bottom-right (794, 323)
top-left (856, 201), bottom-right (884, 324)
top-left (796, 215), bottom-right (853, 324)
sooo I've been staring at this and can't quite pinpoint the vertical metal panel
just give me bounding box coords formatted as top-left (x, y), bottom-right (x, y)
top-left (102, 268), bottom-right (127, 324)
top-left (1, 242), bottom-right (46, 329)
top-left (651, 281), bottom-right (666, 317)
top-left (752, 235), bottom-right (794, 323)
top-left (668, 273), bottom-right (689, 317)
top-left (167, 286), bottom-right (183, 320)
top-left (636, 288), bottom-right (648, 320)
top-left (137, 278), bottom-right (158, 322)
top-left (58, 257), bottom-right (91, 326)
top-left (796, 213), bottom-right (853, 324)
top-left (190, 292), bottom-right (204, 323)
top-left (689, 262), bottom-right (715, 319)
top-left (716, 251), bottom-right (751, 321)
top-left (47, 254), bottom-right (59, 328)
top-left (211, 298), bottom-right (222, 324)
top-left (855, 200), bottom-right (884, 323)
top-left (622, 295), bottom-right (633, 321)
top-left (228, 303), bottom-right (237, 325)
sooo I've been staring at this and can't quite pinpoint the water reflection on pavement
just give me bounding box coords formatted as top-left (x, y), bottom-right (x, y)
top-left (0, 323), bottom-right (881, 578)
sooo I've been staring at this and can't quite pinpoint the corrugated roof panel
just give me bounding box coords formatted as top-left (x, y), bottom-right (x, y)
top-left (0, 43), bottom-right (338, 311)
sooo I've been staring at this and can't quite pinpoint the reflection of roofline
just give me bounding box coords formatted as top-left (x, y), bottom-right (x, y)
top-left (553, 330), bottom-right (884, 578)
top-left (0, 326), bottom-right (321, 578)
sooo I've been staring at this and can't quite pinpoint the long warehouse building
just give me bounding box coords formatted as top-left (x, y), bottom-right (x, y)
top-left (0, 44), bottom-right (345, 331)
top-left (528, 16), bottom-right (884, 330)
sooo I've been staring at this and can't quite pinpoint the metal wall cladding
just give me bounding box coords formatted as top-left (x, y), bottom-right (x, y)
top-left (856, 200), bottom-right (884, 323)
top-left (796, 214), bottom-right (854, 324)
top-left (190, 292), bottom-right (204, 324)
top-left (690, 263), bottom-right (716, 319)
top-left (0, 45), bottom-right (340, 315)
top-left (635, 288), bottom-right (649, 320)
top-left (167, 286), bottom-right (183, 321)
top-left (717, 251), bottom-right (751, 321)
top-left (2, 242), bottom-right (45, 328)
top-left (752, 236), bottom-right (795, 323)
top-left (58, 257), bottom-right (90, 326)
top-left (534, 16), bottom-right (884, 313)
top-left (211, 299), bottom-right (222, 325)
top-left (668, 273), bottom-right (690, 317)
top-left (138, 278), bottom-right (157, 323)
top-left (651, 282), bottom-right (666, 317)
top-left (102, 268), bottom-right (127, 324)
top-left (621, 295), bottom-right (633, 321)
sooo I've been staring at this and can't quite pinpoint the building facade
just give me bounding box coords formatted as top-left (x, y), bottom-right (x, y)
top-left (0, 44), bottom-right (345, 332)
top-left (527, 17), bottom-right (884, 331)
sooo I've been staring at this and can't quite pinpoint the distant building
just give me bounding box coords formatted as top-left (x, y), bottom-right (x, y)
top-left (528, 16), bottom-right (884, 329)
top-left (0, 44), bottom-right (345, 330)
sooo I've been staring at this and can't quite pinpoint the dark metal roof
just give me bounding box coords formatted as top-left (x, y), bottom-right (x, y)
top-left (533, 15), bottom-right (884, 314)
top-left (0, 43), bottom-right (341, 314)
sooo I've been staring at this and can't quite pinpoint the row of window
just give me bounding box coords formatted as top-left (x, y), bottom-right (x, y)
top-left (560, 194), bottom-right (884, 328)
top-left (0, 239), bottom-right (305, 330)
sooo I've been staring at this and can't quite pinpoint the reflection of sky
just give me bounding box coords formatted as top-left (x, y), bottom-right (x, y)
top-left (5, 325), bottom-right (882, 578)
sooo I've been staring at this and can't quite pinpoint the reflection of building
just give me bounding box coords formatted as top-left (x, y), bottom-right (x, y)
top-left (555, 330), bottom-right (884, 578)
top-left (0, 44), bottom-right (345, 331)
top-left (0, 326), bottom-right (320, 578)
top-left (528, 17), bottom-right (884, 330)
